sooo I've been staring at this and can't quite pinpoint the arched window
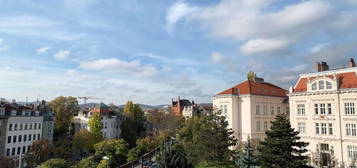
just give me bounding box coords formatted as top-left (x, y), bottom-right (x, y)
top-left (326, 81), bottom-right (332, 89)
top-left (318, 80), bottom-right (325, 90)
top-left (312, 82), bottom-right (317, 90)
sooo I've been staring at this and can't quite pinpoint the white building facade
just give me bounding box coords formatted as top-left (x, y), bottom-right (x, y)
top-left (213, 77), bottom-right (289, 142)
top-left (289, 59), bottom-right (357, 167)
top-left (74, 103), bottom-right (121, 139)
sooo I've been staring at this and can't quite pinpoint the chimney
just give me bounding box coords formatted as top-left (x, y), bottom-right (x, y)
top-left (315, 61), bottom-right (329, 72)
top-left (349, 58), bottom-right (356, 68)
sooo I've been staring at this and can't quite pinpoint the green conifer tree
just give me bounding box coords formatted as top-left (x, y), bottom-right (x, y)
top-left (236, 137), bottom-right (258, 168)
top-left (256, 114), bottom-right (309, 168)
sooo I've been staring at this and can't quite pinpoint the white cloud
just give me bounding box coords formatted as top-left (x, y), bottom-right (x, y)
top-left (36, 46), bottom-right (51, 54)
top-left (240, 38), bottom-right (291, 55)
top-left (310, 43), bottom-right (328, 53)
top-left (0, 39), bottom-right (9, 52)
top-left (167, 0), bottom-right (334, 54)
top-left (210, 52), bottom-right (225, 63)
top-left (79, 58), bottom-right (159, 78)
top-left (54, 50), bottom-right (70, 60)
top-left (0, 15), bottom-right (84, 41)
top-left (166, 1), bottom-right (200, 32)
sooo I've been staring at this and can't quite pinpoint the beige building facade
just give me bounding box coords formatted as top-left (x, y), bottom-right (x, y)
top-left (289, 59), bottom-right (357, 167)
top-left (213, 76), bottom-right (289, 142)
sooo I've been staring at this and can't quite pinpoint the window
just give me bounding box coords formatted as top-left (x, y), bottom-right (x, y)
top-left (29, 123), bottom-right (32, 130)
top-left (34, 123), bottom-right (37, 129)
top-left (264, 121), bottom-right (268, 131)
top-left (7, 136), bottom-right (11, 143)
top-left (320, 143), bottom-right (329, 151)
top-left (297, 104), bottom-right (305, 115)
top-left (312, 82), bottom-right (317, 90)
top-left (256, 121), bottom-right (261, 132)
top-left (298, 122), bottom-right (306, 134)
top-left (315, 123), bottom-right (320, 134)
top-left (25, 123), bottom-right (28, 130)
top-left (277, 106), bottom-right (281, 114)
top-left (326, 81), bottom-right (332, 89)
top-left (12, 148), bottom-right (15, 156)
top-left (320, 104), bottom-right (326, 114)
top-left (37, 134), bottom-right (40, 140)
top-left (256, 105), bottom-right (260, 115)
top-left (29, 134), bottom-right (31, 141)
top-left (345, 103), bottom-right (355, 115)
top-left (6, 149), bottom-right (10, 156)
top-left (22, 146), bottom-right (26, 154)
top-left (321, 123), bottom-right (327, 135)
top-left (271, 106), bottom-right (275, 115)
top-left (24, 135), bottom-right (27, 142)
top-left (315, 104), bottom-right (319, 114)
top-left (20, 123), bottom-right (23, 130)
top-left (319, 80), bottom-right (325, 90)
top-left (348, 145), bottom-right (357, 160)
top-left (33, 134), bottom-right (36, 140)
top-left (13, 136), bottom-right (17, 143)
top-left (38, 123), bottom-right (41, 129)
top-left (17, 147), bottom-right (20, 155)
top-left (263, 106), bottom-right (268, 115)
top-left (14, 124), bottom-right (17, 131)
top-left (19, 135), bottom-right (22, 142)
top-left (346, 124), bottom-right (357, 136)
top-left (9, 124), bottom-right (12, 131)
top-left (328, 123), bottom-right (333, 135)
top-left (327, 103), bottom-right (332, 115)
top-left (27, 146), bottom-right (30, 152)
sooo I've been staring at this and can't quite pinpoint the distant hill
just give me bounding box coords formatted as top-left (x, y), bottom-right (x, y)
top-left (118, 104), bottom-right (169, 110)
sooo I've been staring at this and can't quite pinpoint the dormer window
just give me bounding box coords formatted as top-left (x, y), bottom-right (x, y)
top-left (318, 81), bottom-right (325, 90)
top-left (310, 79), bottom-right (335, 91)
top-left (326, 81), bottom-right (332, 89)
top-left (312, 83), bottom-right (317, 90)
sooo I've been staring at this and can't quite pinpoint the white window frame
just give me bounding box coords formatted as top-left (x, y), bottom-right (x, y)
top-left (297, 104), bottom-right (305, 115)
top-left (346, 123), bottom-right (357, 136)
top-left (345, 103), bottom-right (355, 115)
top-left (298, 122), bottom-right (306, 134)
top-left (348, 145), bottom-right (357, 160)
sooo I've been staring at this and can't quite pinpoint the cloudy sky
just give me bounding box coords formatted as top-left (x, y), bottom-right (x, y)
top-left (0, 0), bottom-right (356, 105)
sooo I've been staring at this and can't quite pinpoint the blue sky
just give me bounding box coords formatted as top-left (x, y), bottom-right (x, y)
top-left (0, 0), bottom-right (356, 105)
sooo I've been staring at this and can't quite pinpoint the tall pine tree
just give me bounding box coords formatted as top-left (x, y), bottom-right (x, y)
top-left (236, 137), bottom-right (258, 168)
top-left (256, 114), bottom-right (309, 168)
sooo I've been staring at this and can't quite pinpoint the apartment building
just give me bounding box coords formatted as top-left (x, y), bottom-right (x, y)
top-left (289, 58), bottom-right (357, 167)
top-left (213, 74), bottom-right (289, 142)
top-left (74, 103), bottom-right (122, 139)
top-left (0, 100), bottom-right (44, 159)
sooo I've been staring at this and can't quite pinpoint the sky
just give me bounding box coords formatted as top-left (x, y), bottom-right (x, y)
top-left (0, 0), bottom-right (356, 105)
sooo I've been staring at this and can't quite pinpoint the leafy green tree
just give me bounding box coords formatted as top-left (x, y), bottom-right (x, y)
top-left (97, 159), bottom-right (109, 168)
top-left (72, 129), bottom-right (97, 156)
top-left (236, 137), bottom-right (258, 168)
top-left (177, 111), bottom-right (237, 166)
top-left (156, 144), bottom-right (192, 168)
top-left (94, 139), bottom-right (129, 167)
top-left (71, 156), bottom-right (100, 168)
top-left (38, 158), bottom-right (67, 168)
top-left (121, 101), bottom-right (146, 147)
top-left (146, 109), bottom-right (180, 135)
top-left (51, 137), bottom-right (72, 160)
top-left (88, 112), bottom-right (103, 142)
top-left (256, 114), bottom-right (309, 168)
top-left (25, 139), bottom-right (52, 167)
top-left (127, 136), bottom-right (161, 162)
top-left (50, 96), bottom-right (79, 138)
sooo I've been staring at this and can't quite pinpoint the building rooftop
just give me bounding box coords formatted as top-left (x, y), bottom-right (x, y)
top-left (216, 79), bottom-right (288, 97)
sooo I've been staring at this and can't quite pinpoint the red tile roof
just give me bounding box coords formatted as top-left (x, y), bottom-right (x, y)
top-left (293, 72), bottom-right (357, 92)
top-left (217, 80), bottom-right (288, 97)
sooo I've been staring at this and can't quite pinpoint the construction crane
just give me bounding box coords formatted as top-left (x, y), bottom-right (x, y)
top-left (78, 96), bottom-right (104, 105)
